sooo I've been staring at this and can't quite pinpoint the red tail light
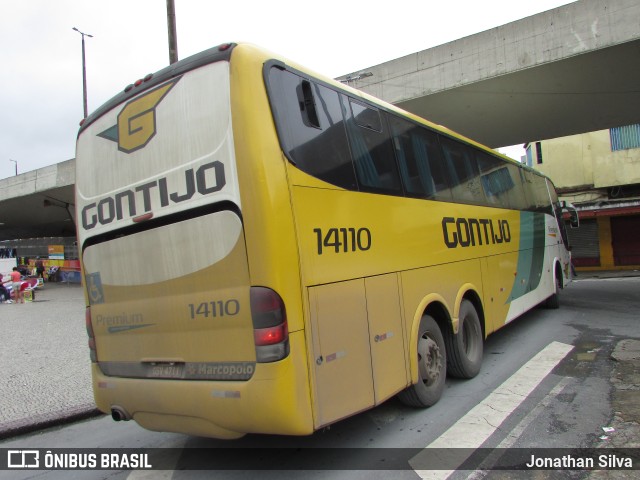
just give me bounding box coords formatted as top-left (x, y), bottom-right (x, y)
top-left (250, 287), bottom-right (289, 362)
top-left (86, 307), bottom-right (97, 363)
top-left (254, 323), bottom-right (288, 346)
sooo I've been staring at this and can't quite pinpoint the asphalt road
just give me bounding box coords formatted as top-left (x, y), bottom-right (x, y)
top-left (1, 276), bottom-right (639, 479)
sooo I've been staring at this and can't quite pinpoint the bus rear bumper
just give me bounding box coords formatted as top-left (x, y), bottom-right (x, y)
top-left (91, 332), bottom-right (313, 438)
top-left (134, 412), bottom-right (248, 439)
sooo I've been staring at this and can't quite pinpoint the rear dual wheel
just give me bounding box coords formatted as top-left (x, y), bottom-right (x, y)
top-left (398, 315), bottom-right (446, 407)
top-left (446, 299), bottom-right (483, 379)
top-left (398, 300), bottom-right (484, 408)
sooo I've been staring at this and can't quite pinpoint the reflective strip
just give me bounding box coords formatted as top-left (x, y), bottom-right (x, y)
top-left (211, 390), bottom-right (241, 398)
top-left (325, 351), bottom-right (346, 363)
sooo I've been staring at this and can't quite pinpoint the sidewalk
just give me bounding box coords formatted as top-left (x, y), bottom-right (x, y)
top-left (0, 283), bottom-right (100, 440)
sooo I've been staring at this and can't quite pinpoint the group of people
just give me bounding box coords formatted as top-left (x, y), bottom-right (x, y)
top-left (0, 267), bottom-right (26, 304)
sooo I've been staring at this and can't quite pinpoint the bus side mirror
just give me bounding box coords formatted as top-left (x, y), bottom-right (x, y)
top-left (569, 210), bottom-right (579, 228)
top-left (561, 201), bottom-right (580, 228)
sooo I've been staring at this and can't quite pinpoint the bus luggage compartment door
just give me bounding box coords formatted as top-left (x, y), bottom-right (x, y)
top-left (309, 279), bottom-right (373, 427)
top-left (308, 274), bottom-right (407, 427)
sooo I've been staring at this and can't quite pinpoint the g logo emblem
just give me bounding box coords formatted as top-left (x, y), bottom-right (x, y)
top-left (98, 78), bottom-right (179, 153)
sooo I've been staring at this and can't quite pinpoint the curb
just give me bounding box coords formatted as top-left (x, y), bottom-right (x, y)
top-left (0, 404), bottom-right (104, 441)
top-left (573, 270), bottom-right (640, 280)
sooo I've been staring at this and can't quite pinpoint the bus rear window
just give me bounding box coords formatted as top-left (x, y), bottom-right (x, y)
top-left (268, 68), bottom-right (357, 190)
top-left (344, 100), bottom-right (402, 195)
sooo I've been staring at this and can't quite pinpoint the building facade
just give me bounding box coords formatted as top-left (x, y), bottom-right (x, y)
top-left (526, 124), bottom-right (640, 271)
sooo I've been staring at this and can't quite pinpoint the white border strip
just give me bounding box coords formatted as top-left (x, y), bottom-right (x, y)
top-left (412, 341), bottom-right (574, 479)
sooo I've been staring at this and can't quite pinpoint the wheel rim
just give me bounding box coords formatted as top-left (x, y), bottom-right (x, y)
top-left (418, 331), bottom-right (442, 386)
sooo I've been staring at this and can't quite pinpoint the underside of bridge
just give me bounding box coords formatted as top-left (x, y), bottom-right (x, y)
top-left (0, 161), bottom-right (76, 242)
top-left (394, 39), bottom-right (640, 149)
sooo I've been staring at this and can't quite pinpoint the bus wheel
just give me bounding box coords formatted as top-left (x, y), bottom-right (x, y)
top-left (398, 315), bottom-right (446, 408)
top-left (446, 299), bottom-right (483, 379)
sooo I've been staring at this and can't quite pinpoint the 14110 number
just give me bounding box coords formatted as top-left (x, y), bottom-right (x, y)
top-left (313, 227), bottom-right (371, 255)
top-left (189, 300), bottom-right (240, 319)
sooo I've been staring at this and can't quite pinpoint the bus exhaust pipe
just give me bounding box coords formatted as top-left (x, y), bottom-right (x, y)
top-left (111, 407), bottom-right (131, 422)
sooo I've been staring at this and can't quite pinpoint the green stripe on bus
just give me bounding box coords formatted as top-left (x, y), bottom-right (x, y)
top-left (508, 212), bottom-right (546, 302)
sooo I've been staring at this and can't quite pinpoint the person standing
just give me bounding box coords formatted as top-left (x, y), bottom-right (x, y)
top-left (9, 267), bottom-right (23, 304)
top-left (35, 257), bottom-right (45, 282)
top-left (0, 273), bottom-right (10, 303)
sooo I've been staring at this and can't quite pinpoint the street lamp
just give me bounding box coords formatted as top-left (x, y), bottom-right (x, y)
top-left (72, 27), bottom-right (93, 118)
top-left (9, 159), bottom-right (17, 176)
top-left (166, 0), bottom-right (179, 64)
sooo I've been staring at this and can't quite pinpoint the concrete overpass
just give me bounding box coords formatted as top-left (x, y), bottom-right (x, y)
top-left (337, 0), bottom-right (640, 148)
top-left (2, 0), bottom-right (640, 242)
top-left (0, 160), bottom-right (76, 241)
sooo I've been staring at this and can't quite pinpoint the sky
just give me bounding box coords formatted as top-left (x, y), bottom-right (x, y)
top-left (0, 0), bottom-right (575, 181)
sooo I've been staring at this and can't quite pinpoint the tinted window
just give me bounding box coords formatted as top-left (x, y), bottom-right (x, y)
top-left (388, 115), bottom-right (451, 200)
top-left (350, 100), bottom-right (383, 131)
top-left (344, 98), bottom-right (402, 194)
top-left (476, 151), bottom-right (513, 207)
top-left (268, 68), bottom-right (356, 189)
top-left (523, 170), bottom-right (552, 213)
top-left (439, 136), bottom-right (486, 204)
top-left (548, 179), bottom-right (570, 245)
top-left (267, 66), bottom-right (548, 213)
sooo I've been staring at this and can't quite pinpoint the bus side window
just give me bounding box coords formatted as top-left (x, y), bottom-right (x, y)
top-left (388, 115), bottom-right (451, 201)
top-left (343, 97), bottom-right (402, 195)
top-left (525, 170), bottom-right (554, 215)
top-left (511, 166), bottom-right (530, 211)
top-left (267, 68), bottom-right (357, 190)
top-left (549, 182), bottom-right (571, 246)
top-left (539, 178), bottom-right (554, 216)
top-left (477, 151), bottom-right (510, 207)
top-left (439, 135), bottom-right (486, 205)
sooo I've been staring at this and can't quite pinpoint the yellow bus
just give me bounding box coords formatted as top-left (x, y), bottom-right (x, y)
top-left (76, 42), bottom-right (574, 439)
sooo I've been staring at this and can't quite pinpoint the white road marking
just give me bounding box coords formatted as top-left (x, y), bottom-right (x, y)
top-left (466, 377), bottom-right (573, 479)
top-left (411, 341), bottom-right (574, 480)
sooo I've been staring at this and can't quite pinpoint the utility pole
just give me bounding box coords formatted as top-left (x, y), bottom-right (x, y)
top-left (9, 159), bottom-right (17, 176)
top-left (72, 27), bottom-right (93, 118)
top-left (166, 0), bottom-right (178, 64)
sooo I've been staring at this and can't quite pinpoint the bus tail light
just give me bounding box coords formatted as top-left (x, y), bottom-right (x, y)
top-left (86, 307), bottom-right (97, 363)
top-left (254, 323), bottom-right (288, 346)
top-left (250, 287), bottom-right (289, 363)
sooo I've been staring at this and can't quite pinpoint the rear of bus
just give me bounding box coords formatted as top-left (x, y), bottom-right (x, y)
top-left (75, 44), bottom-right (313, 439)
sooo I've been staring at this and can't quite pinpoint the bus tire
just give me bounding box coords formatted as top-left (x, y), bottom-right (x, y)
top-left (398, 315), bottom-right (446, 408)
top-left (446, 299), bottom-right (483, 379)
top-left (545, 272), bottom-right (562, 309)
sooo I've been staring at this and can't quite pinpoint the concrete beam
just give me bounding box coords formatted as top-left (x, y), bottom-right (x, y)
top-left (0, 159), bottom-right (75, 202)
